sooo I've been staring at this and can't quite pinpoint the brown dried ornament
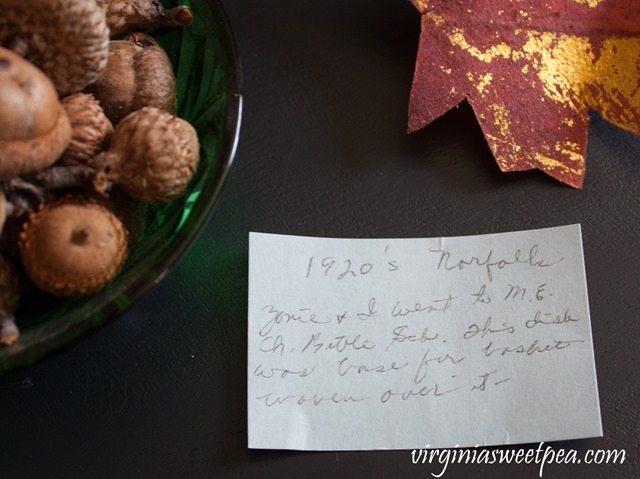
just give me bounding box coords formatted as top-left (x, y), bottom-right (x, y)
top-left (92, 107), bottom-right (200, 204)
top-left (88, 33), bottom-right (177, 125)
top-left (0, 0), bottom-right (110, 95)
top-left (104, 0), bottom-right (193, 37)
top-left (0, 47), bottom-right (71, 180)
top-left (19, 197), bottom-right (128, 297)
top-left (60, 93), bottom-right (114, 166)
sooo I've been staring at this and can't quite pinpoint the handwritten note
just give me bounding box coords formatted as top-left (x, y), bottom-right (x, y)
top-left (247, 225), bottom-right (602, 450)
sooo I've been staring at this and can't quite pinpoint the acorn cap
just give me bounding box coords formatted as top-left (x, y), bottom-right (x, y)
top-left (0, 48), bottom-right (71, 179)
top-left (60, 93), bottom-right (113, 166)
top-left (97, 107), bottom-right (199, 204)
top-left (19, 196), bottom-right (128, 297)
top-left (0, 0), bottom-right (110, 95)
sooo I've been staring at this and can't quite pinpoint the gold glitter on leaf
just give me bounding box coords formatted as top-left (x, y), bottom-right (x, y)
top-left (408, 0), bottom-right (640, 187)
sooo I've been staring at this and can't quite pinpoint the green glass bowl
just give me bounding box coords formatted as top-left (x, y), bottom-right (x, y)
top-left (0, 0), bottom-right (242, 372)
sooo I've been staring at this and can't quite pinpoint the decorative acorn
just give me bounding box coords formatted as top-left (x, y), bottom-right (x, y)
top-left (92, 107), bottom-right (199, 204)
top-left (87, 32), bottom-right (177, 125)
top-left (19, 196), bottom-right (128, 297)
top-left (0, 0), bottom-right (110, 95)
top-left (0, 47), bottom-right (71, 180)
top-left (60, 93), bottom-right (114, 166)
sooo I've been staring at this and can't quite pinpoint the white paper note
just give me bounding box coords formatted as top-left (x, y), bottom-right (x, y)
top-left (247, 225), bottom-right (602, 450)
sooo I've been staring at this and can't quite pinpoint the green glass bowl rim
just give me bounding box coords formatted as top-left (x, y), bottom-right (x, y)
top-left (0, 0), bottom-right (243, 373)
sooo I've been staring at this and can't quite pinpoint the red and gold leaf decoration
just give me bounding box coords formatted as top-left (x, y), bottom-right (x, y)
top-left (408, 0), bottom-right (640, 188)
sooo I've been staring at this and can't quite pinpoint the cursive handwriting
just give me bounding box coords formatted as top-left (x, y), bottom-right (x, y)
top-left (463, 316), bottom-right (515, 340)
top-left (259, 305), bottom-right (330, 337)
top-left (252, 230), bottom-right (594, 433)
top-left (338, 357), bottom-right (408, 376)
top-left (525, 310), bottom-right (581, 329)
top-left (257, 392), bottom-right (368, 407)
top-left (429, 244), bottom-right (564, 282)
top-left (380, 383), bottom-right (460, 403)
top-left (413, 349), bottom-right (466, 384)
top-left (357, 297), bottom-right (378, 321)
top-left (481, 338), bottom-right (584, 357)
top-left (332, 298), bottom-right (379, 325)
top-left (470, 370), bottom-right (511, 392)
top-left (254, 364), bottom-right (316, 378)
top-left (259, 335), bottom-right (285, 356)
top-left (391, 294), bottom-right (457, 317)
top-left (301, 332), bottom-right (376, 354)
top-left (470, 284), bottom-right (492, 304)
top-left (385, 325), bottom-right (439, 351)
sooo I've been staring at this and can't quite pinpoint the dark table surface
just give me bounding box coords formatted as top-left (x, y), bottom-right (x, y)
top-left (2, 1), bottom-right (639, 478)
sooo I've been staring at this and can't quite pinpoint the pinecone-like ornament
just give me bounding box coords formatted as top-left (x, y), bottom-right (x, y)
top-left (92, 107), bottom-right (200, 204)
